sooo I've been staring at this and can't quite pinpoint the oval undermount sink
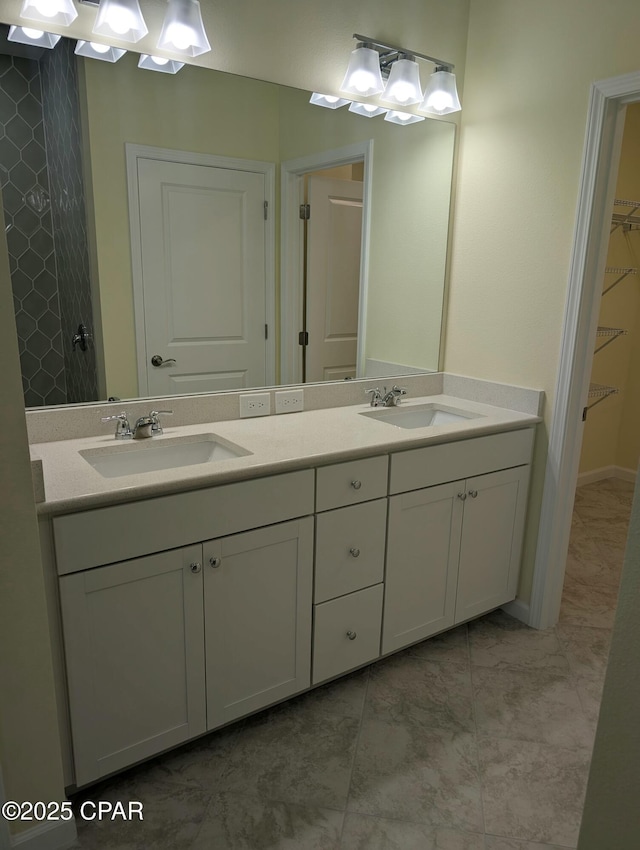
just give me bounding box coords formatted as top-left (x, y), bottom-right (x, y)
top-left (80, 434), bottom-right (251, 478)
top-left (360, 402), bottom-right (482, 429)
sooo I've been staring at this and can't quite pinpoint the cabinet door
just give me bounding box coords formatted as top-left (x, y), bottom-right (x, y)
top-left (204, 517), bottom-right (313, 729)
top-left (382, 482), bottom-right (463, 654)
top-left (455, 465), bottom-right (530, 623)
top-left (59, 545), bottom-right (206, 787)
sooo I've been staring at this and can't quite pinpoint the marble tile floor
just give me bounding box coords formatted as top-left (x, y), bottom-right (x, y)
top-left (69, 478), bottom-right (634, 850)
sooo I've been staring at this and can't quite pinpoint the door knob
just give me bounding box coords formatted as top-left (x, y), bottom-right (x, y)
top-left (151, 354), bottom-right (177, 367)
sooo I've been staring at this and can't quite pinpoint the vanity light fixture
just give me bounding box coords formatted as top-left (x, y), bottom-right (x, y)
top-left (8, 24), bottom-right (61, 48)
top-left (381, 56), bottom-right (422, 106)
top-left (157, 0), bottom-right (211, 57)
top-left (75, 39), bottom-right (126, 62)
top-left (309, 92), bottom-right (350, 109)
top-left (419, 67), bottom-right (462, 115)
top-left (138, 54), bottom-right (185, 74)
top-left (384, 109), bottom-right (425, 126)
top-left (93, 0), bottom-right (148, 43)
top-left (18, 0), bottom-right (77, 27)
top-left (348, 101), bottom-right (387, 118)
top-left (341, 34), bottom-right (461, 117)
top-left (340, 44), bottom-right (384, 97)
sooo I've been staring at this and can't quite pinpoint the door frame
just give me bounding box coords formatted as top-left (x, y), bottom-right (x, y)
top-left (530, 71), bottom-right (640, 629)
top-left (126, 144), bottom-right (276, 395)
top-left (280, 140), bottom-right (373, 385)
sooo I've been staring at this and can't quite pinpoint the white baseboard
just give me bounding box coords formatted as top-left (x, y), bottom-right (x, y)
top-left (11, 819), bottom-right (76, 850)
top-left (501, 597), bottom-right (532, 626)
top-left (577, 465), bottom-right (637, 486)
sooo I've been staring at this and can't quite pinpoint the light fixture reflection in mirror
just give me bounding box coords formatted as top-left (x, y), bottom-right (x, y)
top-left (8, 24), bottom-right (60, 48)
top-left (0, 32), bottom-right (455, 408)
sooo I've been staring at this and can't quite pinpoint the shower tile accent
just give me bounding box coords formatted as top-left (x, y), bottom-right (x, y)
top-left (0, 52), bottom-right (67, 406)
top-left (41, 39), bottom-right (97, 404)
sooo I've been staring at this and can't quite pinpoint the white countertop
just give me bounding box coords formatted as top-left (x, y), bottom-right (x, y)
top-left (31, 394), bottom-right (540, 515)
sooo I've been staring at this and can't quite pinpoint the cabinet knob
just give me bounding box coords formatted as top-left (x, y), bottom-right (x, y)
top-left (349, 547), bottom-right (361, 558)
top-left (190, 562), bottom-right (202, 573)
top-left (209, 557), bottom-right (222, 568)
top-left (468, 489), bottom-right (478, 499)
top-left (457, 492), bottom-right (467, 501)
top-left (350, 480), bottom-right (362, 490)
top-left (346, 630), bottom-right (357, 641)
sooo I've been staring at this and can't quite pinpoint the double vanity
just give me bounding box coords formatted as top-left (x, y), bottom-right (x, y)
top-left (29, 375), bottom-right (542, 790)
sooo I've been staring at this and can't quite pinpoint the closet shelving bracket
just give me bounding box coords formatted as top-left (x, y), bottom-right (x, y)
top-left (595, 326), bottom-right (628, 353)
top-left (611, 198), bottom-right (640, 232)
top-left (583, 383), bottom-right (620, 420)
top-left (603, 266), bottom-right (637, 294)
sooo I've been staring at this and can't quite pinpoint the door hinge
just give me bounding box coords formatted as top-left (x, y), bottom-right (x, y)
top-left (298, 331), bottom-right (309, 346)
top-left (265, 324), bottom-right (268, 340)
top-left (299, 203), bottom-right (310, 220)
top-left (264, 200), bottom-right (268, 220)
top-left (582, 406), bottom-right (588, 422)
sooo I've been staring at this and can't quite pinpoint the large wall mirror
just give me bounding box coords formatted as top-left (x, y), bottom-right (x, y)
top-left (0, 28), bottom-right (456, 408)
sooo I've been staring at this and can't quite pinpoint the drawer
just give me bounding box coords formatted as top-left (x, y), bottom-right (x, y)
top-left (53, 469), bottom-right (314, 575)
top-left (316, 455), bottom-right (388, 512)
top-left (312, 584), bottom-right (383, 684)
top-left (389, 428), bottom-right (535, 495)
top-left (315, 499), bottom-right (386, 603)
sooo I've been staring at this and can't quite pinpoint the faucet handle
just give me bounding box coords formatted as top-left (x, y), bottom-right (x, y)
top-left (149, 409), bottom-right (173, 434)
top-left (365, 388), bottom-right (382, 407)
top-left (101, 412), bottom-right (132, 440)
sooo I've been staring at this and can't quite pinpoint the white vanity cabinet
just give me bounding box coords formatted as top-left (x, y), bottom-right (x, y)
top-left (204, 518), bottom-right (313, 729)
top-left (59, 546), bottom-right (206, 788)
top-left (312, 457), bottom-right (387, 684)
top-left (383, 429), bottom-right (534, 654)
top-left (53, 470), bottom-right (314, 786)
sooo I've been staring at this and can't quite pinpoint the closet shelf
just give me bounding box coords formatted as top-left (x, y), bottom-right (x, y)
top-left (586, 383), bottom-right (619, 412)
top-left (595, 326), bottom-right (628, 353)
top-left (603, 266), bottom-right (638, 294)
top-left (611, 199), bottom-right (640, 232)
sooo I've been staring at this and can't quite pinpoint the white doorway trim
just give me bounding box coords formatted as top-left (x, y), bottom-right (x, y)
top-left (280, 140), bottom-right (373, 385)
top-left (530, 71), bottom-right (640, 630)
top-left (125, 144), bottom-right (276, 394)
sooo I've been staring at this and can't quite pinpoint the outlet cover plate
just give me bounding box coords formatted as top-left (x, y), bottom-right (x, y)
top-left (275, 389), bottom-right (304, 414)
top-left (239, 392), bottom-right (271, 418)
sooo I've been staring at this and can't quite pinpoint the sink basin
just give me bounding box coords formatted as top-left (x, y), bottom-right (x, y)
top-left (360, 402), bottom-right (481, 429)
top-left (80, 434), bottom-right (251, 478)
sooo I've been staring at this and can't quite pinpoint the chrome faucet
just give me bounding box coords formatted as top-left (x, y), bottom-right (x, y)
top-left (381, 385), bottom-right (408, 407)
top-left (365, 385), bottom-right (408, 407)
top-left (101, 412), bottom-right (132, 439)
top-left (100, 409), bottom-right (173, 439)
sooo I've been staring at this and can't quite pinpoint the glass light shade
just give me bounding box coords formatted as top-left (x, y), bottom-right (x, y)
top-left (138, 54), bottom-right (185, 74)
top-left (18, 0), bottom-right (77, 27)
top-left (157, 0), bottom-right (211, 57)
top-left (340, 46), bottom-right (384, 97)
top-left (384, 110), bottom-right (425, 126)
top-left (348, 101), bottom-right (387, 118)
top-left (309, 92), bottom-right (350, 110)
top-left (93, 0), bottom-right (148, 44)
top-left (8, 25), bottom-right (61, 48)
top-left (75, 40), bottom-right (127, 62)
top-left (381, 58), bottom-right (423, 106)
top-left (419, 70), bottom-right (461, 115)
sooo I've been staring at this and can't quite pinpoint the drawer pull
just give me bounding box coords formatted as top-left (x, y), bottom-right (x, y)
top-left (457, 492), bottom-right (467, 501)
top-left (190, 562), bottom-right (202, 573)
top-left (346, 630), bottom-right (357, 641)
top-left (350, 480), bottom-right (362, 490)
top-left (349, 547), bottom-right (361, 558)
top-left (468, 489), bottom-right (478, 499)
top-left (209, 557), bottom-right (222, 568)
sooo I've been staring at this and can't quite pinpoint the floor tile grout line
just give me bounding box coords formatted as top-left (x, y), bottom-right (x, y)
top-left (337, 664), bottom-right (370, 848)
top-left (467, 623), bottom-right (488, 846)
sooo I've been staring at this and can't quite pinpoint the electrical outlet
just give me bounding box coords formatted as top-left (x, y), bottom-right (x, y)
top-left (275, 389), bottom-right (304, 414)
top-left (239, 393), bottom-right (271, 418)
